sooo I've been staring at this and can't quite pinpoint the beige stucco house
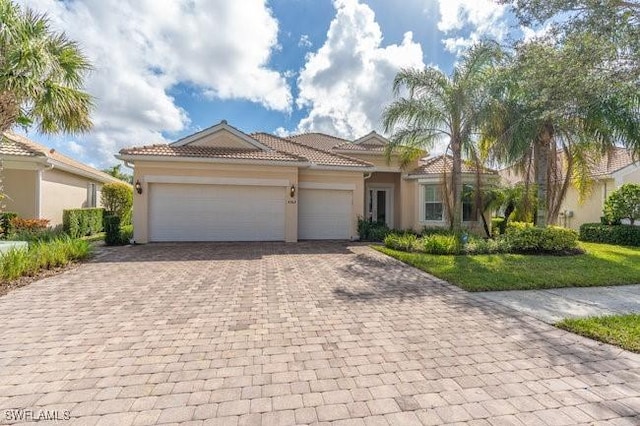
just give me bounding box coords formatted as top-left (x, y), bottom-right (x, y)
top-left (558, 149), bottom-right (640, 229)
top-left (117, 121), bottom-right (496, 243)
top-left (1, 132), bottom-right (122, 226)
top-left (500, 148), bottom-right (640, 229)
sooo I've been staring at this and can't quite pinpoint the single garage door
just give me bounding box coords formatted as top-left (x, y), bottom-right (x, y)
top-left (298, 188), bottom-right (352, 240)
top-left (149, 183), bottom-right (286, 242)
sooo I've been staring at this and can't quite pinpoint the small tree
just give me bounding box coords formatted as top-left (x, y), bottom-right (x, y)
top-left (100, 182), bottom-right (133, 224)
top-left (604, 184), bottom-right (640, 225)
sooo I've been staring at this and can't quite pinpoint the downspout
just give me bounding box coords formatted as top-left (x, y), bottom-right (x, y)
top-left (36, 162), bottom-right (55, 219)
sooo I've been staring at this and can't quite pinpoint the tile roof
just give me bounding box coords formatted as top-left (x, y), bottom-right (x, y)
top-left (408, 155), bottom-right (498, 177)
top-left (288, 133), bottom-right (351, 151)
top-left (333, 141), bottom-right (387, 152)
top-left (118, 144), bottom-right (305, 162)
top-left (501, 148), bottom-right (638, 184)
top-left (251, 133), bottom-right (373, 168)
top-left (590, 147), bottom-right (636, 176)
top-left (1, 132), bottom-right (121, 183)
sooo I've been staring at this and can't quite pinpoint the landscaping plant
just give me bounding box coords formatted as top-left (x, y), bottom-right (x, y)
top-left (100, 182), bottom-right (133, 225)
top-left (0, 236), bottom-right (92, 281)
top-left (603, 183), bottom-right (640, 226)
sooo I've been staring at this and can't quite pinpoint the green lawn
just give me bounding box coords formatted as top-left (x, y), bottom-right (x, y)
top-left (374, 242), bottom-right (640, 291)
top-left (557, 314), bottom-right (640, 353)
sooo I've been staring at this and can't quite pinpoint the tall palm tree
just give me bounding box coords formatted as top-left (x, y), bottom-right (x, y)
top-left (481, 40), bottom-right (640, 226)
top-left (382, 42), bottom-right (502, 232)
top-left (0, 0), bottom-right (93, 134)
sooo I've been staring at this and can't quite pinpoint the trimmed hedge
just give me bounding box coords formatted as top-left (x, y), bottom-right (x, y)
top-left (104, 215), bottom-right (131, 246)
top-left (62, 208), bottom-right (104, 238)
top-left (505, 225), bottom-right (579, 254)
top-left (0, 212), bottom-right (18, 237)
top-left (579, 223), bottom-right (640, 247)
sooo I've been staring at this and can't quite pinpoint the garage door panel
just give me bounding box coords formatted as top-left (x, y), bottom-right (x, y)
top-left (149, 183), bottom-right (285, 242)
top-left (299, 189), bottom-right (352, 240)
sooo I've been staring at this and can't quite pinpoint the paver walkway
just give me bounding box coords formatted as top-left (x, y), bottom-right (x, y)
top-left (479, 285), bottom-right (640, 323)
top-left (0, 242), bottom-right (639, 425)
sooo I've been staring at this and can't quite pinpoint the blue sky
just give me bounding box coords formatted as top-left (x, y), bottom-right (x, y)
top-left (20, 0), bottom-right (516, 168)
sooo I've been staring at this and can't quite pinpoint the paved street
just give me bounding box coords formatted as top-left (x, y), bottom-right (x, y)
top-left (0, 242), bottom-right (639, 425)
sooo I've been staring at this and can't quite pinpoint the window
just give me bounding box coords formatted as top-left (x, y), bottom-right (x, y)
top-left (462, 184), bottom-right (476, 221)
top-left (423, 184), bottom-right (443, 221)
top-left (87, 183), bottom-right (97, 208)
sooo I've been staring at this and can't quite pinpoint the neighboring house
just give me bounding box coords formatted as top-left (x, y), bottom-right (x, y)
top-left (117, 121), bottom-right (497, 243)
top-left (559, 149), bottom-right (640, 229)
top-left (1, 132), bottom-right (122, 226)
top-left (500, 147), bottom-right (640, 229)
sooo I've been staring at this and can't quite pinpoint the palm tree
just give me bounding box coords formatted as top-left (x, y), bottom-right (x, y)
top-left (382, 42), bottom-right (502, 232)
top-left (481, 41), bottom-right (640, 227)
top-left (0, 0), bottom-right (93, 134)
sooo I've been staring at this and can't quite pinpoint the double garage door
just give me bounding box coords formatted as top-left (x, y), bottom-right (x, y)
top-left (148, 183), bottom-right (352, 242)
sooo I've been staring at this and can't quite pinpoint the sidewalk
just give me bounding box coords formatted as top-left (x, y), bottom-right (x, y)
top-left (478, 284), bottom-right (640, 323)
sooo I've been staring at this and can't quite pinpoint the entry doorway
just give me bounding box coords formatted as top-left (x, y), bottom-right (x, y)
top-left (367, 186), bottom-right (394, 228)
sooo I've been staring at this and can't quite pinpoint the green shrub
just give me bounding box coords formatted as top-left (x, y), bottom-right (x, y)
top-left (420, 234), bottom-right (463, 255)
top-left (504, 225), bottom-right (579, 254)
top-left (383, 232), bottom-right (418, 252)
top-left (7, 225), bottom-right (65, 242)
top-left (357, 218), bottom-right (390, 241)
top-left (491, 217), bottom-right (506, 235)
top-left (0, 236), bottom-right (92, 281)
top-left (603, 183), bottom-right (640, 225)
top-left (506, 221), bottom-right (534, 233)
top-left (464, 236), bottom-right (510, 254)
top-left (104, 216), bottom-right (131, 245)
top-left (0, 212), bottom-right (18, 237)
top-left (101, 182), bottom-right (133, 225)
top-left (420, 226), bottom-right (456, 236)
top-left (63, 208), bottom-right (104, 238)
top-left (579, 223), bottom-right (640, 247)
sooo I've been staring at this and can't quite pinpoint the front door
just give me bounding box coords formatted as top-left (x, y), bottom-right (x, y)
top-left (367, 187), bottom-right (393, 228)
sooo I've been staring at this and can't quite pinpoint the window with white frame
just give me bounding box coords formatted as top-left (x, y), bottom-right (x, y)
top-left (87, 183), bottom-right (97, 208)
top-left (423, 184), bottom-right (443, 221)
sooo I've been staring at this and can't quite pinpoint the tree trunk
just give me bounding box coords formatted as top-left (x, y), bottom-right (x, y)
top-left (451, 136), bottom-right (462, 233)
top-left (534, 122), bottom-right (553, 228)
top-left (0, 91), bottom-right (19, 133)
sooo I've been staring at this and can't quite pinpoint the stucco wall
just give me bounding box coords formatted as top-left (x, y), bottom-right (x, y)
top-left (557, 180), bottom-right (609, 229)
top-left (3, 168), bottom-right (38, 218)
top-left (41, 168), bottom-right (100, 226)
top-left (622, 166), bottom-right (640, 184)
top-left (133, 162), bottom-right (299, 243)
top-left (132, 162), bottom-right (366, 243)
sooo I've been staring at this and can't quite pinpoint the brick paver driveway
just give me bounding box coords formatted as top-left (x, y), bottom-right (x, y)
top-left (1, 242), bottom-right (639, 425)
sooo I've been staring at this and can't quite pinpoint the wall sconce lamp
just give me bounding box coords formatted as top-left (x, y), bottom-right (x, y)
top-left (135, 180), bottom-right (143, 195)
top-left (290, 184), bottom-right (296, 198)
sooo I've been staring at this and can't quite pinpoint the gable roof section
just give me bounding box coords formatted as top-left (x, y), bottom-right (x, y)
top-left (2, 132), bottom-right (122, 184)
top-left (251, 133), bottom-right (373, 168)
top-left (407, 155), bottom-right (498, 178)
top-left (171, 120), bottom-right (272, 151)
top-left (288, 133), bottom-right (351, 151)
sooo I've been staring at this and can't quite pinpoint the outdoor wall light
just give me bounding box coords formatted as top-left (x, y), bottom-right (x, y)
top-left (290, 184), bottom-right (296, 198)
top-left (135, 180), bottom-right (143, 194)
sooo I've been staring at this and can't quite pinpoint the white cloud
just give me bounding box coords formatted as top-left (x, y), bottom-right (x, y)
top-left (436, 0), bottom-right (508, 54)
top-left (18, 0), bottom-right (290, 166)
top-left (298, 34), bottom-right (313, 48)
top-left (295, 0), bottom-right (425, 139)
